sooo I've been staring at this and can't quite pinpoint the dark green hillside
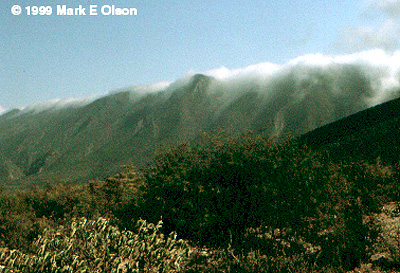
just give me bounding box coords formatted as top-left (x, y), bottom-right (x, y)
top-left (300, 96), bottom-right (400, 164)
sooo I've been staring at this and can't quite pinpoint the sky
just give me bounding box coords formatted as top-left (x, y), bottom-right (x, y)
top-left (2, 0), bottom-right (400, 113)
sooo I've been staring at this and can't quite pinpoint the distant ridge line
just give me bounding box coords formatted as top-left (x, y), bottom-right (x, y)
top-left (300, 97), bottom-right (400, 148)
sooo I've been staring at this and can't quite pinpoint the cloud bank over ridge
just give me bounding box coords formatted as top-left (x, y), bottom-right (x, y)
top-left (9, 49), bottom-right (400, 128)
top-left (20, 96), bottom-right (100, 115)
top-left (195, 49), bottom-right (400, 107)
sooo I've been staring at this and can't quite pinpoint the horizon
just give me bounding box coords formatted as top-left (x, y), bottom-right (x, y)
top-left (2, 0), bottom-right (400, 113)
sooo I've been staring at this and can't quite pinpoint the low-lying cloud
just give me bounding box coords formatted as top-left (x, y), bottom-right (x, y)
top-left (194, 49), bottom-right (400, 107)
top-left (182, 49), bottom-right (400, 136)
top-left (111, 81), bottom-right (171, 96)
top-left (126, 81), bottom-right (171, 99)
top-left (0, 106), bottom-right (7, 116)
top-left (17, 81), bottom-right (171, 116)
top-left (20, 96), bottom-right (99, 115)
top-left (14, 49), bottom-right (400, 138)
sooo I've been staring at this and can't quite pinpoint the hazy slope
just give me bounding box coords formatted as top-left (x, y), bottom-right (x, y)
top-left (1, 52), bottom-right (400, 189)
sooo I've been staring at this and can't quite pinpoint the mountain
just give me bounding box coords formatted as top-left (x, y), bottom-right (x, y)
top-left (1, 68), bottom-right (399, 189)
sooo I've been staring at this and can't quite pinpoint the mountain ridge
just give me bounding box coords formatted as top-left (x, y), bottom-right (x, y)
top-left (1, 68), bottom-right (399, 189)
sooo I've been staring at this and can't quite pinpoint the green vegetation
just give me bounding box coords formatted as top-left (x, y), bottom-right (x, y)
top-left (0, 131), bottom-right (400, 272)
top-left (0, 218), bottom-right (188, 272)
top-left (137, 132), bottom-right (398, 271)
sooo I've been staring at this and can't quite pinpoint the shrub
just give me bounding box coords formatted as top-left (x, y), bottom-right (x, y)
top-left (0, 217), bottom-right (190, 272)
top-left (137, 131), bottom-right (390, 270)
top-left (139, 132), bottom-right (326, 247)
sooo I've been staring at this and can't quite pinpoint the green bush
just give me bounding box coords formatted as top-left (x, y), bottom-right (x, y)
top-left (0, 217), bottom-right (190, 272)
top-left (140, 132), bottom-right (327, 246)
top-left (137, 131), bottom-right (388, 270)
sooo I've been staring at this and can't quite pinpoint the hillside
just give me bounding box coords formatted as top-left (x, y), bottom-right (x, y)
top-left (300, 96), bottom-right (400, 165)
top-left (1, 64), bottom-right (398, 189)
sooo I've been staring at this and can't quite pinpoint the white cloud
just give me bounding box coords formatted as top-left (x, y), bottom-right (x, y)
top-left (193, 49), bottom-right (400, 107)
top-left (19, 81), bottom-right (171, 116)
top-left (336, 0), bottom-right (400, 52)
top-left (0, 106), bottom-right (7, 115)
top-left (21, 95), bottom-right (98, 115)
top-left (337, 21), bottom-right (400, 51)
top-left (368, 0), bottom-right (400, 17)
top-left (170, 50), bottom-right (400, 136)
top-left (130, 81), bottom-right (171, 94)
top-left (15, 50), bottom-right (400, 121)
top-left (288, 53), bottom-right (336, 67)
top-left (203, 62), bottom-right (280, 81)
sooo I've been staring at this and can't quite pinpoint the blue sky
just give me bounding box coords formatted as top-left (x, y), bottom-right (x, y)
top-left (2, 0), bottom-right (400, 112)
